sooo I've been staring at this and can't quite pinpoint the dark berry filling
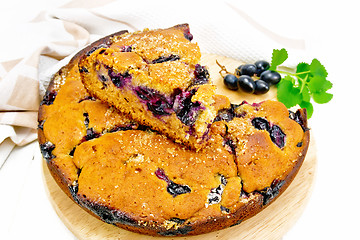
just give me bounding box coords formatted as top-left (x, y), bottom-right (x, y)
top-left (108, 123), bottom-right (138, 133)
top-left (86, 44), bottom-right (109, 56)
top-left (208, 185), bottom-right (224, 204)
top-left (223, 138), bottom-right (237, 155)
top-left (134, 86), bottom-right (173, 116)
top-left (220, 205), bottom-right (230, 213)
top-left (230, 219), bottom-right (243, 227)
top-left (214, 104), bottom-right (242, 122)
top-left (240, 190), bottom-right (249, 199)
top-left (154, 168), bottom-right (169, 181)
top-left (38, 120), bottom-right (45, 130)
top-left (96, 67), bottom-right (111, 89)
top-left (134, 86), bottom-right (204, 128)
top-left (68, 180), bottom-right (79, 203)
top-left (289, 110), bottom-right (309, 132)
top-left (146, 101), bottom-right (172, 117)
top-left (155, 168), bottom-right (191, 197)
top-left (173, 89), bottom-right (203, 126)
top-left (80, 112), bottom-right (101, 142)
top-left (78, 96), bottom-right (96, 103)
top-left (260, 179), bottom-right (285, 205)
top-left (152, 54), bottom-right (180, 64)
top-left (183, 27), bottom-right (193, 41)
top-left (251, 117), bottom-right (286, 149)
top-left (207, 175), bottom-right (227, 205)
top-left (167, 182), bottom-right (192, 198)
top-left (120, 45), bottom-right (132, 52)
top-left (83, 128), bottom-right (101, 141)
top-left (108, 69), bottom-right (132, 88)
top-left (83, 112), bottom-right (90, 128)
top-left (79, 66), bottom-right (89, 73)
top-left (269, 125), bottom-right (286, 149)
top-left (251, 117), bottom-right (270, 131)
top-left (240, 100), bottom-right (264, 108)
top-left (69, 147), bottom-right (76, 156)
top-left (40, 141), bottom-right (55, 161)
top-left (169, 218), bottom-right (187, 224)
top-left (40, 90), bottom-right (57, 106)
top-left (192, 64), bottom-right (210, 85)
top-left (99, 74), bottom-right (107, 82)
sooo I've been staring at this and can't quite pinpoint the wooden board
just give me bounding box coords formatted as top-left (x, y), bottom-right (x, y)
top-left (42, 53), bottom-right (317, 239)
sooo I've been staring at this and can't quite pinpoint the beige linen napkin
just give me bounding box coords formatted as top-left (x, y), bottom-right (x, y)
top-left (0, 0), bottom-right (307, 150)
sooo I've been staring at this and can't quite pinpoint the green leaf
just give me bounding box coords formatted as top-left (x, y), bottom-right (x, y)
top-left (296, 62), bottom-right (310, 79)
top-left (300, 101), bottom-right (313, 118)
top-left (277, 75), bottom-right (302, 108)
top-left (301, 85), bottom-right (311, 102)
top-left (312, 91), bottom-right (333, 104)
top-left (310, 58), bottom-right (328, 77)
top-left (308, 75), bottom-right (333, 93)
top-left (270, 48), bottom-right (288, 70)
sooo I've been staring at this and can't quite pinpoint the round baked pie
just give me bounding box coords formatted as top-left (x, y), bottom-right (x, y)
top-left (38, 24), bottom-right (310, 236)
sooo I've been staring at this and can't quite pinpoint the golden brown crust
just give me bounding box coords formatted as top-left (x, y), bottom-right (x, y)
top-left (78, 24), bottom-right (216, 150)
top-left (38, 24), bottom-right (310, 236)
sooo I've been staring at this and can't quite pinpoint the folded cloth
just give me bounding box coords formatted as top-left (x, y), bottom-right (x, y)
top-left (0, 0), bottom-right (307, 147)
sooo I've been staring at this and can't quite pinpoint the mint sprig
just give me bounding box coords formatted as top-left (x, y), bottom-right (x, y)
top-left (272, 48), bottom-right (333, 118)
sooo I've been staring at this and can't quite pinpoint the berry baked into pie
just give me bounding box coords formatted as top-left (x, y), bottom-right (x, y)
top-left (38, 24), bottom-right (310, 236)
top-left (79, 24), bottom-right (215, 150)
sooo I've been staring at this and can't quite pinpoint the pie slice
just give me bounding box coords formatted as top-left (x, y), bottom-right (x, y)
top-left (79, 24), bottom-right (216, 150)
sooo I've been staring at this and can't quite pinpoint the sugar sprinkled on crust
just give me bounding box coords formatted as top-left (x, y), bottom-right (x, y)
top-left (38, 24), bottom-right (310, 237)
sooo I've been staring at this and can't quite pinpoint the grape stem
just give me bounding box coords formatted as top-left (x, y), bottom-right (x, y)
top-left (216, 60), bottom-right (232, 77)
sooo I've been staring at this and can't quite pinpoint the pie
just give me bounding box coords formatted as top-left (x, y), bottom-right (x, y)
top-left (38, 24), bottom-right (310, 236)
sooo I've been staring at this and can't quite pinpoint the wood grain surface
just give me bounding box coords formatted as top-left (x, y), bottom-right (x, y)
top-left (42, 53), bottom-right (317, 239)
